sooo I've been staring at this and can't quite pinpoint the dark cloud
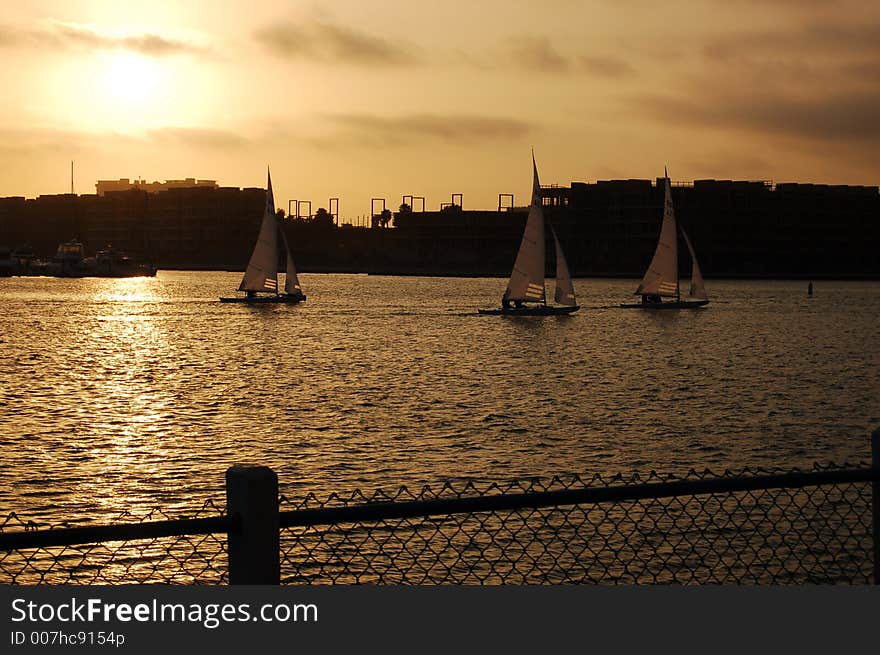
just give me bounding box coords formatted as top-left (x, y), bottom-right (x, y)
top-left (637, 88), bottom-right (880, 143)
top-left (841, 58), bottom-right (880, 82)
top-left (255, 19), bottom-right (416, 66)
top-left (508, 36), bottom-right (570, 73)
top-left (322, 113), bottom-right (534, 147)
top-left (58, 23), bottom-right (204, 56)
top-left (118, 33), bottom-right (203, 56)
top-left (0, 21), bottom-right (205, 56)
top-left (681, 150), bottom-right (775, 178)
top-left (711, 0), bottom-right (837, 6)
top-left (703, 21), bottom-right (880, 61)
top-left (688, 19), bottom-right (880, 134)
top-left (503, 35), bottom-right (636, 78)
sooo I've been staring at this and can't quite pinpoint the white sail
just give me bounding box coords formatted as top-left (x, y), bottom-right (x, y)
top-left (681, 227), bottom-right (708, 300)
top-left (504, 155), bottom-right (546, 303)
top-left (281, 230), bottom-right (303, 296)
top-left (552, 227), bottom-right (577, 306)
top-left (238, 169), bottom-right (279, 293)
top-left (635, 174), bottom-right (679, 298)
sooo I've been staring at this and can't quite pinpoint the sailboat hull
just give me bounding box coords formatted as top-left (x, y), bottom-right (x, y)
top-left (219, 294), bottom-right (306, 304)
top-left (619, 299), bottom-right (709, 309)
top-left (478, 305), bottom-right (580, 316)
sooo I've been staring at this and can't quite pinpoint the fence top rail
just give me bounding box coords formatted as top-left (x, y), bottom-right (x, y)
top-left (2, 465), bottom-right (875, 551)
top-left (0, 514), bottom-right (235, 552)
top-left (279, 466), bottom-right (880, 529)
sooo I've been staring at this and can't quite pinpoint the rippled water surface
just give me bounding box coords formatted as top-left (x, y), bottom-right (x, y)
top-left (1, 273), bottom-right (877, 524)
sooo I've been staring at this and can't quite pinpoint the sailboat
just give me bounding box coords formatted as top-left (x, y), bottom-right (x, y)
top-left (681, 227), bottom-right (708, 303)
top-left (620, 170), bottom-right (709, 309)
top-left (479, 154), bottom-right (579, 315)
top-left (219, 169), bottom-right (306, 304)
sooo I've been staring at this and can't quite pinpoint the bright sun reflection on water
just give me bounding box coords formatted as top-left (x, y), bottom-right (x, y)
top-left (70, 276), bottom-right (174, 515)
top-left (91, 276), bottom-right (159, 303)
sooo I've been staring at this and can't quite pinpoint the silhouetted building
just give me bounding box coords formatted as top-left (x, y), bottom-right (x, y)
top-left (0, 186), bottom-right (263, 269)
top-left (389, 206), bottom-right (526, 275)
top-left (543, 178), bottom-right (879, 277)
top-left (1, 177), bottom-right (877, 277)
top-left (96, 178), bottom-right (218, 196)
top-left (144, 185), bottom-right (263, 268)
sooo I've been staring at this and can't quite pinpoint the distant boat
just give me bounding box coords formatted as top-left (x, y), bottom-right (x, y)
top-left (620, 170), bottom-right (709, 309)
top-left (219, 169), bottom-right (306, 304)
top-left (7, 240), bottom-right (155, 277)
top-left (479, 154), bottom-right (579, 316)
top-left (92, 245), bottom-right (157, 278)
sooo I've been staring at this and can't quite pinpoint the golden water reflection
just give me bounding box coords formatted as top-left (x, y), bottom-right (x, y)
top-left (1, 274), bottom-right (878, 529)
top-left (72, 276), bottom-right (176, 517)
top-left (91, 276), bottom-right (160, 304)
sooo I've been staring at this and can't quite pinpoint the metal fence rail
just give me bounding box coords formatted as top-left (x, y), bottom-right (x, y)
top-left (1, 430), bottom-right (879, 585)
top-left (0, 503), bottom-right (231, 585)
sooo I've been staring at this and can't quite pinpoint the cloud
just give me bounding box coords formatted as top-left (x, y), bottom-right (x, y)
top-left (508, 36), bottom-right (570, 73)
top-left (662, 19), bottom-right (880, 142)
top-left (255, 19), bottom-right (416, 66)
top-left (0, 25), bottom-right (23, 47)
top-left (637, 88), bottom-right (880, 143)
top-left (319, 113), bottom-right (535, 147)
top-left (148, 127), bottom-right (250, 149)
top-left (0, 126), bottom-right (251, 160)
top-left (710, 0), bottom-right (837, 6)
top-left (0, 126), bottom-right (107, 157)
top-left (578, 55), bottom-right (637, 78)
top-left (703, 21), bottom-right (880, 62)
top-left (680, 150), bottom-right (775, 178)
top-left (502, 35), bottom-right (636, 78)
top-left (841, 58), bottom-right (880, 83)
top-left (0, 20), bottom-right (206, 56)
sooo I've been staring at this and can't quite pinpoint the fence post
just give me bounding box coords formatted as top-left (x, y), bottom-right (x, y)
top-left (873, 428), bottom-right (880, 585)
top-left (226, 465), bottom-right (279, 584)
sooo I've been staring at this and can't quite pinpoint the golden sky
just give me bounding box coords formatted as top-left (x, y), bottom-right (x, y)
top-left (1, 0), bottom-right (878, 217)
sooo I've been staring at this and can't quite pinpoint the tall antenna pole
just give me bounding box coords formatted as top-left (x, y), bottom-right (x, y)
top-left (70, 160), bottom-right (74, 195)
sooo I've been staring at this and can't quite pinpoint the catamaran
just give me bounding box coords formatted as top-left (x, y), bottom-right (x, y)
top-left (620, 170), bottom-right (709, 309)
top-left (220, 169), bottom-right (306, 304)
top-left (479, 154), bottom-right (579, 316)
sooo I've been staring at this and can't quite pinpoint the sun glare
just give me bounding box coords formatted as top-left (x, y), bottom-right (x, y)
top-left (100, 51), bottom-right (162, 108)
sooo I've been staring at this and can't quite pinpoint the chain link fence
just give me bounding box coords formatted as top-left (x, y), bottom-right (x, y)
top-left (280, 463), bottom-right (874, 584)
top-left (0, 501), bottom-right (228, 585)
top-left (2, 461), bottom-right (878, 585)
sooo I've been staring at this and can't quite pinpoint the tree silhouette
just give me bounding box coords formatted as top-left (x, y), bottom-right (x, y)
top-left (311, 207), bottom-right (334, 228)
top-left (393, 203), bottom-right (412, 228)
top-left (371, 208), bottom-right (392, 228)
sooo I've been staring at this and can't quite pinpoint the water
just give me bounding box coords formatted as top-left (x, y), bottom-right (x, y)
top-left (1, 273), bottom-right (877, 525)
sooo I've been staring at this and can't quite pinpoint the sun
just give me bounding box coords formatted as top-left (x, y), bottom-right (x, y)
top-left (44, 45), bottom-right (216, 135)
top-left (99, 51), bottom-right (163, 108)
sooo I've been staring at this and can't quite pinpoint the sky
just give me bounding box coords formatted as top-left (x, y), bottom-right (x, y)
top-left (1, 0), bottom-right (878, 218)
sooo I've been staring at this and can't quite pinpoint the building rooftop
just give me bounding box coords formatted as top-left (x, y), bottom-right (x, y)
top-left (95, 178), bottom-right (219, 196)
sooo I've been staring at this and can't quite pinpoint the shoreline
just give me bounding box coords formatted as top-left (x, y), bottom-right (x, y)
top-left (4, 269), bottom-right (879, 281)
